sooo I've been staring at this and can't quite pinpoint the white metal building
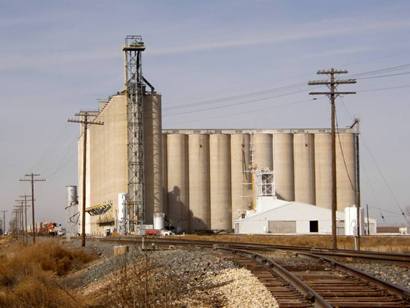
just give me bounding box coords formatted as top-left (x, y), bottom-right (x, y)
top-left (234, 199), bottom-right (344, 234)
top-left (234, 169), bottom-right (376, 235)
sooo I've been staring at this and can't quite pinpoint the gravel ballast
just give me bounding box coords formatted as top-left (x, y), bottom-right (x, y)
top-left (68, 246), bottom-right (278, 307)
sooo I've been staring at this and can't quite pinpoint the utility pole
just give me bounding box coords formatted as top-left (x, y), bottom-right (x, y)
top-left (13, 206), bottom-right (23, 239)
top-left (1, 210), bottom-right (6, 235)
top-left (20, 173), bottom-right (46, 244)
top-left (68, 111), bottom-right (103, 247)
top-left (308, 68), bottom-right (356, 250)
top-left (12, 209), bottom-right (19, 236)
top-left (15, 200), bottom-right (26, 243)
top-left (18, 195), bottom-right (32, 243)
top-left (366, 204), bottom-right (370, 235)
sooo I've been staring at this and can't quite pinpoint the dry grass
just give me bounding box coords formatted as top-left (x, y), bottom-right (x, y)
top-left (0, 240), bottom-right (96, 308)
top-left (90, 251), bottom-right (224, 307)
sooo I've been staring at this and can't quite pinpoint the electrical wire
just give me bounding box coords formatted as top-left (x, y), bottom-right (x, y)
top-left (164, 82), bottom-right (306, 111)
top-left (357, 71), bottom-right (410, 80)
top-left (165, 89), bottom-right (307, 117)
top-left (351, 63), bottom-right (410, 77)
top-left (359, 84), bottom-right (410, 93)
top-left (335, 111), bottom-right (356, 192)
top-left (339, 99), bottom-right (409, 225)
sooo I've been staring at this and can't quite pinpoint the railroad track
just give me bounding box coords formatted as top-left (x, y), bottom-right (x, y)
top-left (220, 248), bottom-right (410, 308)
top-left (91, 236), bottom-right (410, 307)
top-left (96, 236), bottom-right (410, 264)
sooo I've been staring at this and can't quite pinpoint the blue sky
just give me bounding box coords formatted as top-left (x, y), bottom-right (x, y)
top-left (1, 0), bottom-right (410, 226)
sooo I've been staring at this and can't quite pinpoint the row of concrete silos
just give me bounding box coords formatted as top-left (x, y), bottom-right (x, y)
top-left (162, 131), bottom-right (357, 232)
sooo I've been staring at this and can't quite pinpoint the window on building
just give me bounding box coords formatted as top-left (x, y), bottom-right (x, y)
top-left (309, 220), bottom-right (318, 233)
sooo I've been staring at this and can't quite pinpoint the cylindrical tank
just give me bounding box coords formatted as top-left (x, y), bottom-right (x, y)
top-left (252, 133), bottom-right (273, 170)
top-left (230, 134), bottom-right (251, 225)
top-left (66, 185), bottom-right (78, 206)
top-left (273, 133), bottom-right (294, 201)
top-left (143, 93), bottom-right (162, 224)
top-left (210, 134), bottom-right (232, 230)
top-left (117, 192), bottom-right (127, 234)
top-left (294, 133), bottom-right (316, 204)
top-left (161, 134), bottom-right (168, 217)
top-left (314, 133), bottom-right (332, 209)
top-left (153, 212), bottom-right (165, 230)
top-left (166, 134), bottom-right (189, 232)
top-left (188, 134), bottom-right (210, 231)
top-left (336, 133), bottom-right (356, 210)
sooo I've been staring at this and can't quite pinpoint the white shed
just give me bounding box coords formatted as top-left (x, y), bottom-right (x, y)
top-left (234, 199), bottom-right (344, 235)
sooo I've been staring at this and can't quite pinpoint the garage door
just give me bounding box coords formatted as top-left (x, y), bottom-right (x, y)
top-left (268, 220), bottom-right (296, 233)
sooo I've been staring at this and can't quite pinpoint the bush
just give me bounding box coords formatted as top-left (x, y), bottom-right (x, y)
top-left (0, 240), bottom-right (95, 308)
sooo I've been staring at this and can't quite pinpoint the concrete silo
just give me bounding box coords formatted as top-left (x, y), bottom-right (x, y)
top-left (143, 93), bottom-right (162, 224)
top-left (252, 133), bottom-right (273, 170)
top-left (188, 134), bottom-right (210, 230)
top-left (273, 133), bottom-right (294, 201)
top-left (336, 133), bottom-right (356, 210)
top-left (294, 133), bottom-right (316, 204)
top-left (314, 133), bottom-right (332, 209)
top-left (166, 134), bottom-right (189, 231)
top-left (230, 133), bottom-right (251, 225)
top-left (210, 134), bottom-right (232, 230)
top-left (161, 134), bottom-right (168, 220)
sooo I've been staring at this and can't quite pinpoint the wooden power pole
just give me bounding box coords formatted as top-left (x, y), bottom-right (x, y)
top-left (1, 210), bottom-right (6, 235)
top-left (308, 69), bottom-right (356, 250)
top-left (68, 111), bottom-right (103, 247)
top-left (20, 174), bottom-right (46, 244)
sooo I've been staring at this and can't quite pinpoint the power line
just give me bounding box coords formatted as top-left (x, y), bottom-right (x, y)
top-left (164, 82), bottom-right (306, 111)
top-left (169, 98), bottom-right (315, 126)
top-left (165, 89), bottom-right (307, 117)
top-left (357, 71), bottom-right (410, 80)
top-left (361, 140), bottom-right (409, 225)
top-left (338, 99), bottom-right (409, 226)
top-left (335, 113), bottom-right (355, 192)
top-left (351, 63), bottom-right (410, 77)
top-left (360, 84), bottom-right (410, 93)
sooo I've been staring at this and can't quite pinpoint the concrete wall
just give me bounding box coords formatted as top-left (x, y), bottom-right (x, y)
top-left (231, 134), bottom-right (252, 224)
top-left (188, 134), bottom-right (210, 230)
top-left (80, 94), bottom-right (128, 235)
top-left (210, 134), bottom-right (232, 230)
top-left (293, 133), bottom-right (316, 204)
top-left (143, 94), bottom-right (162, 223)
top-left (166, 134), bottom-right (189, 232)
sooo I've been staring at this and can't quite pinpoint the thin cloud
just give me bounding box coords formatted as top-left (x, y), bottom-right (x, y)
top-left (150, 19), bottom-right (410, 56)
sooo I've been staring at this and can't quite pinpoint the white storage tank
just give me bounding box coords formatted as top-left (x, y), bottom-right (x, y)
top-left (66, 185), bottom-right (78, 206)
top-left (153, 212), bottom-right (165, 230)
top-left (344, 206), bottom-right (364, 235)
top-left (117, 192), bottom-right (128, 234)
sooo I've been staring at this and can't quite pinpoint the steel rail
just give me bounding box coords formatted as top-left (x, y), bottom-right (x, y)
top-left (94, 236), bottom-right (410, 263)
top-left (218, 247), bottom-right (332, 308)
top-left (298, 252), bottom-right (410, 302)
